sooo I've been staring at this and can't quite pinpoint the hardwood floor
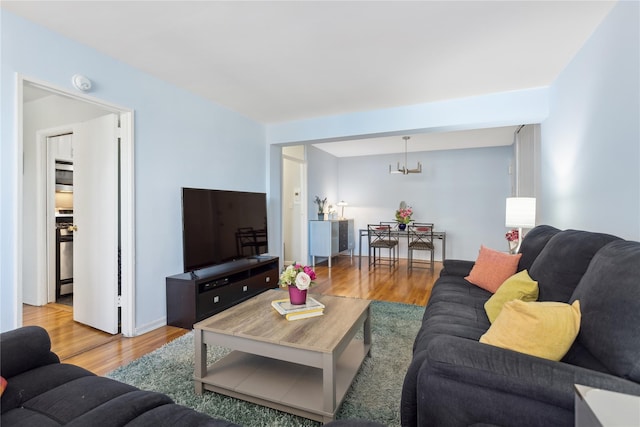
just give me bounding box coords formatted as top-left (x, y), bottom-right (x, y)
top-left (23, 255), bottom-right (441, 376)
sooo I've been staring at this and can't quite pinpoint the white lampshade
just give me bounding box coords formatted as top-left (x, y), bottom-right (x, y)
top-left (505, 197), bottom-right (536, 228)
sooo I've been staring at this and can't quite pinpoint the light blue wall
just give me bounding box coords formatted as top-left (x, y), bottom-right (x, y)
top-left (1, 12), bottom-right (266, 332)
top-left (307, 145), bottom-right (339, 220)
top-left (267, 88), bottom-right (549, 145)
top-left (337, 146), bottom-right (512, 261)
top-left (541, 1), bottom-right (640, 240)
top-left (304, 143), bottom-right (513, 261)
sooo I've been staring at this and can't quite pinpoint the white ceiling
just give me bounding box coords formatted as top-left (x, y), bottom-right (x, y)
top-left (5, 1), bottom-right (616, 156)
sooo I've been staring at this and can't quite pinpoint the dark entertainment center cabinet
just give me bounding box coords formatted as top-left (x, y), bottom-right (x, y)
top-left (166, 256), bottom-right (279, 329)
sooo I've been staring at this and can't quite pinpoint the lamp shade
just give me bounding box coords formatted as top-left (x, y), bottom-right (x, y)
top-left (505, 197), bottom-right (536, 228)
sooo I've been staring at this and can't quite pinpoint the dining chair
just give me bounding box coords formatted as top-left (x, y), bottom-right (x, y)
top-left (407, 223), bottom-right (435, 270)
top-left (367, 223), bottom-right (399, 269)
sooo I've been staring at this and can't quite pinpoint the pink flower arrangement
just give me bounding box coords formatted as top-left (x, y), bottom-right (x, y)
top-left (395, 207), bottom-right (413, 224)
top-left (505, 229), bottom-right (520, 242)
top-left (279, 263), bottom-right (317, 290)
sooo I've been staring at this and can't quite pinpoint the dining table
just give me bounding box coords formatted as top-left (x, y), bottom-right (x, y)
top-left (358, 227), bottom-right (446, 269)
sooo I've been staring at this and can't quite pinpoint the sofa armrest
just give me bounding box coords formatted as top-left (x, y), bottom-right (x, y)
top-left (0, 326), bottom-right (60, 379)
top-left (440, 259), bottom-right (474, 277)
top-left (416, 335), bottom-right (640, 426)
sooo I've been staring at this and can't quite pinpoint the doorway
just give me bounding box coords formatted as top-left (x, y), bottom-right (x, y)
top-left (48, 133), bottom-right (75, 306)
top-left (282, 146), bottom-right (308, 265)
top-left (18, 76), bottom-right (135, 337)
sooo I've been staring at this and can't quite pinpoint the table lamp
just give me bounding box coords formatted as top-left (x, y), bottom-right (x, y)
top-left (505, 197), bottom-right (536, 253)
top-left (337, 200), bottom-right (348, 219)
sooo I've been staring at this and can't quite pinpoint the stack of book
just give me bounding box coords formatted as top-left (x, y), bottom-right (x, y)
top-left (271, 296), bottom-right (325, 321)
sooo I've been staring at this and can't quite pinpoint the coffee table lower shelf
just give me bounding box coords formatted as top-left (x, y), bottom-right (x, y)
top-left (195, 339), bottom-right (370, 423)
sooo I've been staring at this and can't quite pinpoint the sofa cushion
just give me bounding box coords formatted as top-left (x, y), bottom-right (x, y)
top-left (529, 230), bottom-right (621, 302)
top-left (465, 246), bottom-right (522, 293)
top-left (484, 270), bottom-right (539, 323)
top-left (0, 325), bottom-right (60, 379)
top-left (517, 225), bottom-right (561, 271)
top-left (65, 390), bottom-right (174, 427)
top-left (123, 403), bottom-right (239, 427)
top-left (480, 300), bottom-right (581, 361)
top-left (412, 276), bottom-right (491, 355)
top-left (1, 407), bottom-right (62, 426)
top-left (1, 363), bottom-right (95, 414)
top-left (21, 375), bottom-right (139, 424)
top-left (570, 240), bottom-right (640, 382)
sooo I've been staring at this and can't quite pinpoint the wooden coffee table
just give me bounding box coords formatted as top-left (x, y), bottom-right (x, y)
top-left (193, 289), bottom-right (372, 423)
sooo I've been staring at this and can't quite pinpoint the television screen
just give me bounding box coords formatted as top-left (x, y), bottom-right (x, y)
top-left (182, 188), bottom-right (268, 272)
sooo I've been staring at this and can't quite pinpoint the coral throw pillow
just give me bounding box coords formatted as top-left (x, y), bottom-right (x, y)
top-left (484, 270), bottom-right (539, 323)
top-left (0, 376), bottom-right (7, 396)
top-left (465, 245), bottom-right (522, 293)
top-left (480, 299), bottom-right (581, 361)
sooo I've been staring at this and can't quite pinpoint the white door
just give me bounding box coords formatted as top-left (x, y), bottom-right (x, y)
top-left (73, 114), bottom-right (119, 334)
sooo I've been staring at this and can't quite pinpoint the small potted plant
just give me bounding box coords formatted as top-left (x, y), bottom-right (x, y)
top-left (279, 263), bottom-right (317, 305)
top-left (314, 196), bottom-right (327, 220)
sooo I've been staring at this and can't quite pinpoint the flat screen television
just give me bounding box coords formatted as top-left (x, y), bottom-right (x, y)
top-left (181, 187), bottom-right (268, 272)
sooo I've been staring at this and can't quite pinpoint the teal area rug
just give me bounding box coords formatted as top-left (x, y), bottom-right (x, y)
top-left (107, 300), bottom-right (423, 426)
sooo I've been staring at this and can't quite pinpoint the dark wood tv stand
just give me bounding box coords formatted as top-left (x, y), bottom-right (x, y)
top-left (166, 256), bottom-right (279, 329)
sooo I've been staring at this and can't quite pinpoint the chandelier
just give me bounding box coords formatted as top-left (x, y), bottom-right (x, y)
top-left (389, 136), bottom-right (422, 175)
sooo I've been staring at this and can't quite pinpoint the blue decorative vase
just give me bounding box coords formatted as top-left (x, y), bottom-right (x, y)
top-left (398, 223), bottom-right (407, 231)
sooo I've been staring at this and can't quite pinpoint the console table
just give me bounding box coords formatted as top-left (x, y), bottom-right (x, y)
top-left (358, 228), bottom-right (446, 269)
top-left (309, 219), bottom-right (355, 268)
top-left (166, 256), bottom-right (278, 329)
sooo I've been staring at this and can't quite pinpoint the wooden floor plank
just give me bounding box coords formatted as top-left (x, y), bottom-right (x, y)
top-left (22, 255), bottom-right (440, 376)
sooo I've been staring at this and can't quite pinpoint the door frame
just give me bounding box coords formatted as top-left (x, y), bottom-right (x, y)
top-left (16, 75), bottom-right (136, 337)
top-left (281, 146), bottom-right (308, 265)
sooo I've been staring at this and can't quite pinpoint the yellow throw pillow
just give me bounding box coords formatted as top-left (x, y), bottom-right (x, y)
top-left (484, 270), bottom-right (539, 323)
top-left (480, 300), bottom-right (581, 361)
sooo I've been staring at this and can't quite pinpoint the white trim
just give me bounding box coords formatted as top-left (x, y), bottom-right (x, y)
top-left (37, 126), bottom-right (76, 305)
top-left (17, 74), bottom-right (136, 336)
top-left (14, 74), bottom-right (24, 328)
top-left (119, 112), bottom-right (136, 337)
top-left (22, 75), bottom-right (129, 114)
top-left (134, 317), bottom-right (168, 337)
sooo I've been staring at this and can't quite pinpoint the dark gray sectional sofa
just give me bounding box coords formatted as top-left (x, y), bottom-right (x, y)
top-left (401, 225), bottom-right (640, 426)
top-left (0, 326), bottom-right (384, 426)
top-left (0, 325), bottom-right (239, 426)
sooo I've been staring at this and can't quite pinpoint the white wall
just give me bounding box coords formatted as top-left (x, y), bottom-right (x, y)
top-left (541, 1), bottom-right (640, 240)
top-left (1, 11), bottom-right (266, 333)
